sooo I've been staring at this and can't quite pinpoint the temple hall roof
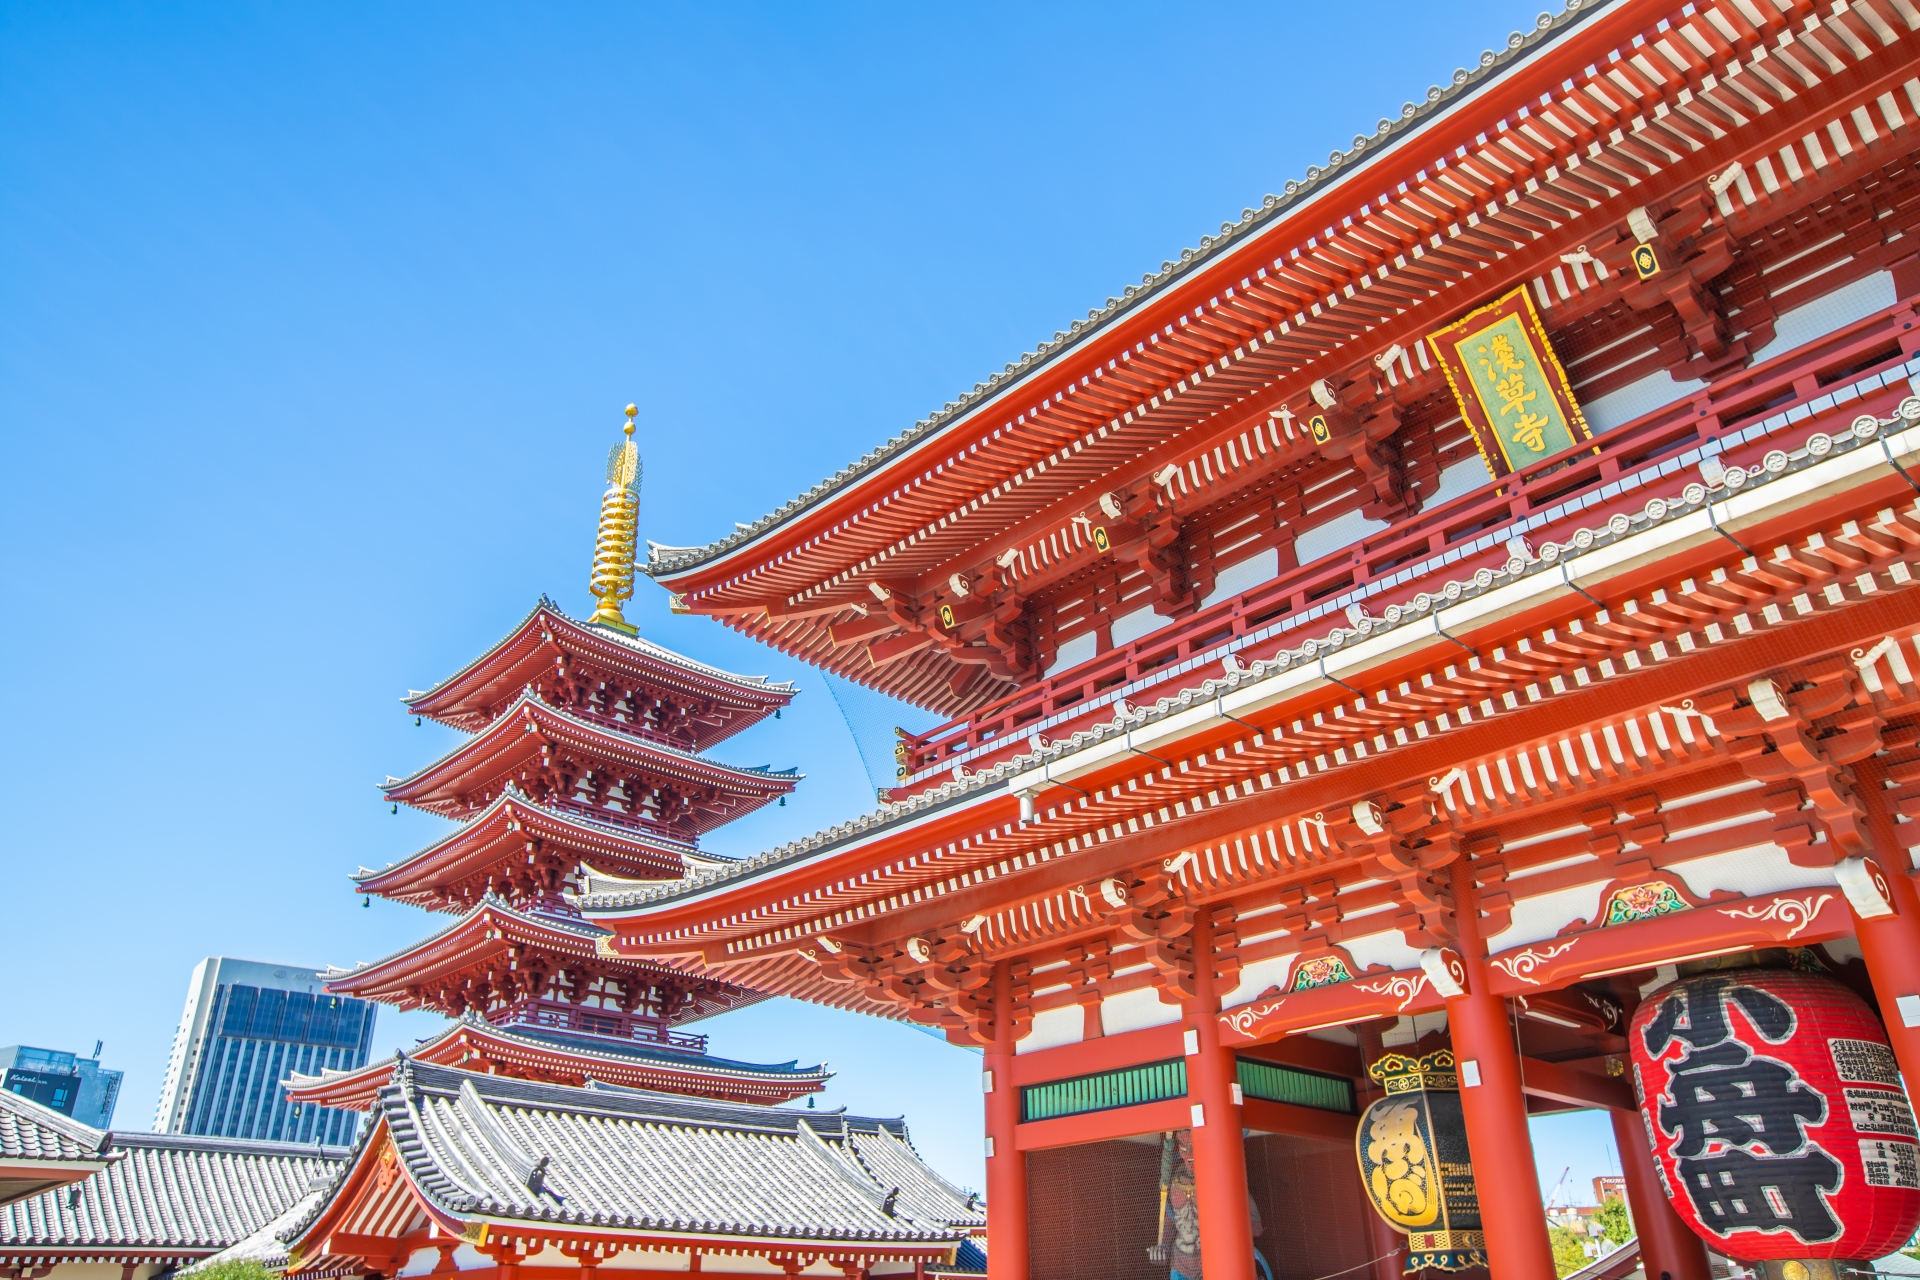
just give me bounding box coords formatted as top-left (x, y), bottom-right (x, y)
top-left (576, 402), bottom-right (1920, 972)
top-left (285, 1062), bottom-right (980, 1254)
top-left (642, 0), bottom-right (1609, 582)
top-left (0, 1131), bottom-right (348, 1261)
top-left (0, 1091), bottom-right (112, 1208)
top-left (407, 599), bottom-right (795, 749)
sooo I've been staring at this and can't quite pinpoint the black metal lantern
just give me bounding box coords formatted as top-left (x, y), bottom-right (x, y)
top-left (1355, 1048), bottom-right (1486, 1273)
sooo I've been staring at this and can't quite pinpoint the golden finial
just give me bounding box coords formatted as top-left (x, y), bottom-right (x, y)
top-left (588, 404), bottom-right (643, 635)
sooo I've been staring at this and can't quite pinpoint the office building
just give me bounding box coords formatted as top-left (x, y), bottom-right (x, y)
top-left (0, 1044), bottom-right (121, 1129)
top-left (153, 958), bottom-right (375, 1145)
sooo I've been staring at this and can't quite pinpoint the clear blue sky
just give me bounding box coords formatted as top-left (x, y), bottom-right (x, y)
top-left (1, 0), bottom-right (1610, 1202)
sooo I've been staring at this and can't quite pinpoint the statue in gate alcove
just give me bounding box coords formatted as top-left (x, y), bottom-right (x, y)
top-left (1148, 1129), bottom-right (1271, 1280)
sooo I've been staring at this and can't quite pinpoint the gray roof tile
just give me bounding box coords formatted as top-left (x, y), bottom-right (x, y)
top-left (0, 1133), bottom-right (349, 1258)
top-left (0, 1092), bottom-right (106, 1163)
top-left (289, 1063), bottom-right (979, 1249)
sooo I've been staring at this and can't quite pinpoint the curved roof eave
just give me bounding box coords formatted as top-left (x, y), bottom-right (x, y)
top-left (645, 0), bottom-right (1617, 584)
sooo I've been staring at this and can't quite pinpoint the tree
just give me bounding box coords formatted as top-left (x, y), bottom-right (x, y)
top-left (1595, 1197), bottom-right (1633, 1247)
top-left (181, 1260), bottom-right (278, 1280)
top-left (1550, 1224), bottom-right (1590, 1277)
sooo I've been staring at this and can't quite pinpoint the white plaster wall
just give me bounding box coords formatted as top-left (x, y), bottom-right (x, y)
top-left (602, 1251), bottom-right (788, 1274)
top-left (1292, 507), bottom-right (1388, 566)
top-left (1045, 630), bottom-right (1098, 677)
top-left (1110, 603), bottom-right (1168, 648)
top-left (1669, 844), bottom-right (1840, 900)
top-left (1750, 270), bottom-right (1896, 363)
top-left (1201, 547), bottom-right (1280, 609)
top-left (1582, 370), bottom-right (1705, 434)
top-left (1015, 1003), bottom-right (1084, 1055)
top-left (1217, 952), bottom-right (1298, 1010)
top-left (1482, 881), bottom-right (1609, 952)
top-left (48, 1264), bottom-right (163, 1280)
top-left (396, 1246), bottom-right (441, 1276)
top-left (1099, 986), bottom-right (1182, 1036)
top-left (1344, 929), bottom-right (1424, 974)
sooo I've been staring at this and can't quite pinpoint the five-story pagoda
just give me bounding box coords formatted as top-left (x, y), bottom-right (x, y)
top-left (288, 407), bottom-right (825, 1112)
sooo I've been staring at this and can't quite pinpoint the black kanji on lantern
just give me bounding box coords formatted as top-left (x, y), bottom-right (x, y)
top-left (1657, 1042), bottom-right (1827, 1159)
top-left (1643, 974), bottom-right (1797, 1053)
top-left (1680, 1148), bottom-right (1844, 1240)
top-left (1642, 974), bottom-right (1844, 1243)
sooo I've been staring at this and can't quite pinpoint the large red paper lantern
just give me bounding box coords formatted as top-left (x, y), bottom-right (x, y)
top-left (1629, 966), bottom-right (1920, 1263)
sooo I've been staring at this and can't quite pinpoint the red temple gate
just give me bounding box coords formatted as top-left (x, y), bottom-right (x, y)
top-left (562, 2), bottom-right (1920, 1278)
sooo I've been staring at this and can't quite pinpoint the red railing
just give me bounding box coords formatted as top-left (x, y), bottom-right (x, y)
top-left (893, 296), bottom-right (1920, 786)
top-left (496, 998), bottom-right (710, 1052)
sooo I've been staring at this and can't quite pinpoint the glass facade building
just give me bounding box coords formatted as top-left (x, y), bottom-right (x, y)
top-left (0, 1044), bottom-right (122, 1128)
top-left (153, 958), bottom-right (376, 1145)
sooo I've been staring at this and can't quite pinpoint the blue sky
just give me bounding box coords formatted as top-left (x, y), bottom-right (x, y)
top-left (1, 0), bottom-right (1614, 1201)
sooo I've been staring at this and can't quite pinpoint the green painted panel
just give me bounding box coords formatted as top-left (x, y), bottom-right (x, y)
top-left (1019, 1056), bottom-right (1354, 1123)
top-left (1020, 1059), bottom-right (1185, 1123)
top-left (1235, 1058), bottom-right (1355, 1115)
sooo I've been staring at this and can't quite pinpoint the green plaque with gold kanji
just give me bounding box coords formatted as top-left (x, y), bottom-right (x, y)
top-left (1426, 286), bottom-right (1591, 479)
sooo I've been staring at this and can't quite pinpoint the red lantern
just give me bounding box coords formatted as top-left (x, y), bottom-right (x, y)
top-left (1629, 966), bottom-right (1920, 1263)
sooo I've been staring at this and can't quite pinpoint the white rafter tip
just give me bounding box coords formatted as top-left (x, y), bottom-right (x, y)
top-left (1748, 677), bottom-right (1790, 722)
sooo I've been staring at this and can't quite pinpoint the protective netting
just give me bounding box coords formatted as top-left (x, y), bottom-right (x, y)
top-left (822, 672), bottom-right (944, 795)
top-left (1027, 1131), bottom-right (1384, 1280)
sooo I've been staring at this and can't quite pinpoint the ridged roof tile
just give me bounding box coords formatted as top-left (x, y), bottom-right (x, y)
top-left (1, 1132), bottom-right (348, 1256)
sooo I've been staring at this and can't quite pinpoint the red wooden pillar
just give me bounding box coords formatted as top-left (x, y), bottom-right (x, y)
top-left (1852, 756), bottom-right (1920, 1094)
top-left (1444, 860), bottom-right (1557, 1280)
top-left (1610, 1108), bottom-right (1710, 1280)
top-left (984, 961), bottom-right (1029, 1280)
top-left (1186, 908), bottom-right (1259, 1280)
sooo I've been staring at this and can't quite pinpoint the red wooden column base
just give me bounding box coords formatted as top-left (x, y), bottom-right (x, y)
top-left (1853, 757), bottom-right (1920, 1095)
top-left (1446, 861), bottom-right (1557, 1280)
top-left (1611, 1108), bottom-right (1711, 1280)
top-left (985, 963), bottom-right (1030, 1280)
top-left (1188, 910), bottom-right (1260, 1280)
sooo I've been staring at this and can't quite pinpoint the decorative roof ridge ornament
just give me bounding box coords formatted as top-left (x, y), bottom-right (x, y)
top-left (588, 404), bottom-right (643, 636)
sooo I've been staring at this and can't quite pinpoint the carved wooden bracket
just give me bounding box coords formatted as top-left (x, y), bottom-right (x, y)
top-left (1703, 658), bottom-right (1883, 862)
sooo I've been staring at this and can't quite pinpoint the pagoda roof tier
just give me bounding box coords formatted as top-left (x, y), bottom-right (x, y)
top-left (639, 0), bottom-right (1920, 717)
top-left (283, 1015), bottom-right (830, 1111)
top-left (406, 599), bottom-right (795, 749)
top-left (352, 786), bottom-right (699, 912)
top-left (323, 896), bottom-right (760, 1025)
top-left (382, 689), bottom-right (800, 838)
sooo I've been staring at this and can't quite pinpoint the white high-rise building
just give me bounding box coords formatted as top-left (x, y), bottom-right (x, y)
top-left (153, 957), bottom-right (376, 1144)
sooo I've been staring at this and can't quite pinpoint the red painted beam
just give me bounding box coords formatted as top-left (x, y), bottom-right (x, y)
top-left (1009, 1022), bottom-right (1182, 1087)
top-left (1013, 1097), bottom-right (1189, 1150)
top-left (1518, 1057), bottom-right (1634, 1113)
top-left (1240, 1097), bottom-right (1357, 1144)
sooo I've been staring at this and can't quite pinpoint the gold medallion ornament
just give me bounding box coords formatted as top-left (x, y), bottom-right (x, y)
top-left (1355, 1049), bottom-right (1487, 1273)
top-left (1426, 286), bottom-right (1592, 480)
top-left (588, 405), bottom-right (644, 636)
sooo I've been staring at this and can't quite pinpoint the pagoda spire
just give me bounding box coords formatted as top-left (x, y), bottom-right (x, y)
top-left (588, 404), bottom-right (642, 635)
